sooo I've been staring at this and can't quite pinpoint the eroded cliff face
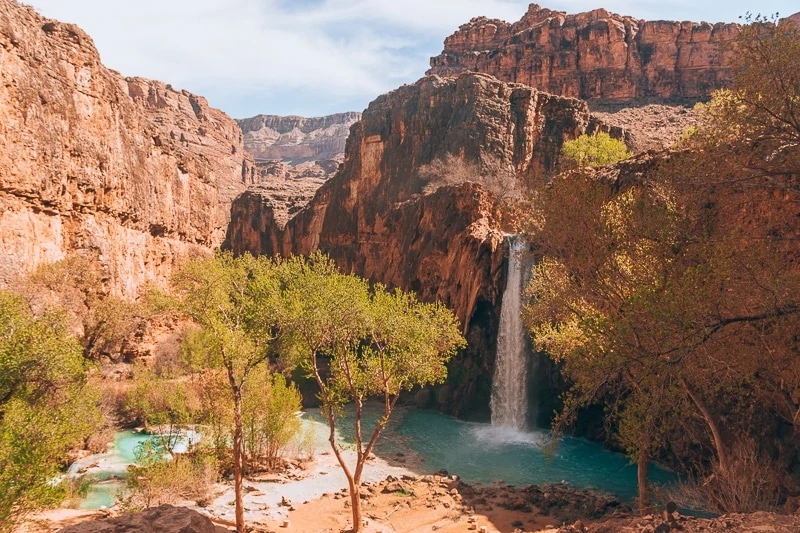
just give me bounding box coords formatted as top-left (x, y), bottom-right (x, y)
top-left (0, 0), bottom-right (252, 297)
top-left (238, 112), bottom-right (361, 162)
top-left (237, 112), bottom-right (361, 181)
top-left (428, 3), bottom-right (741, 102)
top-left (227, 73), bottom-right (612, 417)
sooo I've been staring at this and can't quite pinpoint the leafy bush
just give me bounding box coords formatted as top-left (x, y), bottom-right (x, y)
top-left (125, 366), bottom-right (196, 455)
top-left (242, 369), bottom-right (302, 471)
top-left (561, 132), bottom-right (631, 168)
top-left (0, 292), bottom-right (101, 530)
top-left (194, 367), bottom-right (302, 473)
top-left (118, 440), bottom-right (218, 512)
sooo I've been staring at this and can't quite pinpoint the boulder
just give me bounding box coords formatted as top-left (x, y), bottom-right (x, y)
top-left (57, 505), bottom-right (230, 533)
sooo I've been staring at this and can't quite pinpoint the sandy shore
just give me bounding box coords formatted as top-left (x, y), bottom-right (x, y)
top-left (183, 446), bottom-right (562, 532)
top-left (19, 449), bottom-right (569, 533)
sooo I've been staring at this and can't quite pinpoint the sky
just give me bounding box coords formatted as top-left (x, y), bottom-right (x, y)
top-left (25, 0), bottom-right (798, 119)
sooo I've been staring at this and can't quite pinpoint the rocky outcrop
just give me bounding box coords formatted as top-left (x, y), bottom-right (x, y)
top-left (57, 505), bottom-right (230, 533)
top-left (226, 72), bottom-right (613, 417)
top-left (590, 103), bottom-right (698, 152)
top-left (428, 3), bottom-right (743, 103)
top-left (237, 112), bottom-right (360, 180)
top-left (0, 0), bottom-right (252, 297)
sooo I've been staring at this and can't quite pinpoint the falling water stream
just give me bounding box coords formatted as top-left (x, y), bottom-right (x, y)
top-left (491, 235), bottom-right (530, 429)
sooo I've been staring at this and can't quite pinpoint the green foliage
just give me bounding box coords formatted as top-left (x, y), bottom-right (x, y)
top-left (561, 132), bottom-right (632, 168)
top-left (689, 18), bottom-right (800, 183)
top-left (175, 252), bottom-right (281, 380)
top-left (276, 252), bottom-right (465, 532)
top-left (172, 251), bottom-right (292, 533)
top-left (241, 370), bottom-right (302, 471)
top-left (119, 440), bottom-right (218, 512)
top-left (170, 251), bottom-right (463, 532)
top-left (125, 366), bottom-right (195, 455)
top-left (525, 20), bottom-right (800, 512)
top-left (0, 291), bottom-right (101, 529)
top-left (193, 367), bottom-right (302, 472)
top-left (276, 252), bottom-right (465, 409)
top-left (22, 256), bottom-right (152, 361)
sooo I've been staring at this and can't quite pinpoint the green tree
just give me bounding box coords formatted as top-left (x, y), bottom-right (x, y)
top-left (277, 253), bottom-right (465, 533)
top-left (192, 366), bottom-right (302, 473)
top-left (561, 132), bottom-right (632, 168)
top-left (0, 291), bottom-right (100, 530)
top-left (241, 369), bottom-right (301, 471)
top-left (172, 252), bottom-right (284, 533)
top-left (525, 18), bottom-right (800, 511)
top-left (125, 366), bottom-right (195, 456)
top-left (691, 14), bottom-right (800, 185)
top-left (524, 175), bottom-right (687, 509)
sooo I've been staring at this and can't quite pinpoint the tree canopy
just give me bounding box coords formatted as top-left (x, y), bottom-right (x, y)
top-left (0, 291), bottom-right (100, 530)
top-left (172, 252), bottom-right (285, 533)
top-left (276, 252), bottom-right (465, 532)
top-left (524, 19), bottom-right (800, 513)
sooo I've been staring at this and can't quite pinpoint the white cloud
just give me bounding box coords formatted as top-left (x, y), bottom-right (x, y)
top-left (23, 0), bottom-right (798, 117)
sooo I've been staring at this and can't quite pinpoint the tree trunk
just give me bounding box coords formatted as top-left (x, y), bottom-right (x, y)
top-left (684, 380), bottom-right (730, 472)
top-left (637, 448), bottom-right (651, 513)
top-left (233, 387), bottom-right (245, 533)
top-left (348, 475), bottom-right (362, 533)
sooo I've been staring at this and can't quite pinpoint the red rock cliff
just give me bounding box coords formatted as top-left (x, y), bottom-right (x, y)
top-left (0, 0), bottom-right (253, 297)
top-left (226, 72), bottom-right (612, 416)
top-left (428, 3), bottom-right (742, 102)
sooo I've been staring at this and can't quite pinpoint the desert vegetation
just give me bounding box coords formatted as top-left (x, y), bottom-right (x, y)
top-left (0, 292), bottom-right (101, 531)
top-left (523, 17), bottom-right (800, 514)
top-left (0, 250), bottom-right (464, 533)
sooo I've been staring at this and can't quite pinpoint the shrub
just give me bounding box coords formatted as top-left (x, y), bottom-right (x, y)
top-left (561, 132), bottom-right (631, 168)
top-left (118, 440), bottom-right (218, 512)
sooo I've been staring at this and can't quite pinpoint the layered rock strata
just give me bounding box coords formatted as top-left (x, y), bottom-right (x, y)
top-left (0, 0), bottom-right (252, 297)
top-left (428, 3), bottom-right (742, 102)
top-left (238, 112), bottom-right (360, 180)
top-left (226, 72), bottom-right (612, 416)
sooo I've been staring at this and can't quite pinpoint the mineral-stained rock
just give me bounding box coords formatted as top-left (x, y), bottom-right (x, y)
top-left (0, 0), bottom-right (252, 297)
top-left (428, 3), bottom-right (746, 102)
top-left (226, 72), bottom-right (614, 416)
top-left (57, 505), bottom-right (230, 533)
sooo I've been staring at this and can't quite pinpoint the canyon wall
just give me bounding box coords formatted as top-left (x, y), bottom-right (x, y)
top-left (227, 72), bottom-right (611, 417)
top-left (0, 0), bottom-right (253, 297)
top-left (428, 3), bottom-right (740, 102)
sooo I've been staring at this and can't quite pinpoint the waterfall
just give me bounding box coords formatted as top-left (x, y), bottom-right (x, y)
top-left (491, 235), bottom-right (530, 429)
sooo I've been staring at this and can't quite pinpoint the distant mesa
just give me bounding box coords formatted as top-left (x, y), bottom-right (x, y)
top-left (237, 112), bottom-right (361, 182)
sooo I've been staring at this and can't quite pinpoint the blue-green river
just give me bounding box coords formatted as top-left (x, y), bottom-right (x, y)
top-left (75, 408), bottom-right (675, 509)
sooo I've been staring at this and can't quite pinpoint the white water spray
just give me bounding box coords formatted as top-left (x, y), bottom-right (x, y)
top-left (490, 235), bottom-right (530, 429)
